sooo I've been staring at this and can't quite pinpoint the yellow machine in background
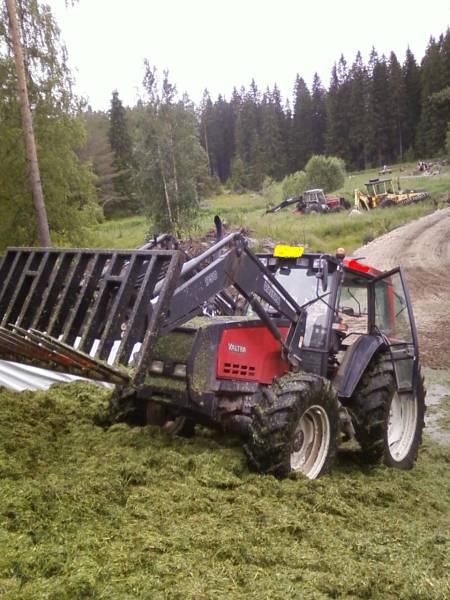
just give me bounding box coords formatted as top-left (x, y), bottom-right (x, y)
top-left (354, 177), bottom-right (428, 211)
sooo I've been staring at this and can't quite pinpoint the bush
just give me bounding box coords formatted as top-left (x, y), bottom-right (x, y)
top-left (281, 170), bottom-right (307, 200)
top-left (262, 176), bottom-right (281, 210)
top-left (304, 155), bottom-right (346, 193)
top-left (280, 155), bottom-right (346, 202)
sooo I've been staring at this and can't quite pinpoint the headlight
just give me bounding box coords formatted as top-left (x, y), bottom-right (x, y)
top-left (150, 360), bottom-right (164, 374)
top-left (173, 363), bottom-right (187, 378)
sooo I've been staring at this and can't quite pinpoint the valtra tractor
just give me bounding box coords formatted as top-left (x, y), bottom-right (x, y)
top-left (0, 233), bottom-right (425, 479)
top-left (266, 189), bottom-right (349, 215)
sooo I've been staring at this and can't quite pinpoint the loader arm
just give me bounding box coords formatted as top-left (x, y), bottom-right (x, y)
top-left (159, 234), bottom-right (306, 372)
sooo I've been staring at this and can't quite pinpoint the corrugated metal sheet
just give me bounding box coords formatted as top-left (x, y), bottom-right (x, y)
top-left (0, 359), bottom-right (113, 392)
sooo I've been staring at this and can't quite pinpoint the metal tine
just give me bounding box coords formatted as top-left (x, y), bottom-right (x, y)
top-left (116, 254), bottom-right (160, 365)
top-left (77, 253), bottom-right (121, 356)
top-left (0, 327), bottom-right (54, 362)
top-left (1, 326), bottom-right (122, 382)
top-left (33, 253), bottom-right (76, 331)
top-left (94, 254), bottom-right (141, 362)
top-left (47, 253), bottom-right (88, 338)
top-left (23, 327), bottom-right (130, 383)
top-left (0, 326), bottom-right (84, 368)
top-left (16, 252), bottom-right (56, 330)
top-left (1, 252), bottom-right (36, 328)
top-left (61, 253), bottom-right (109, 346)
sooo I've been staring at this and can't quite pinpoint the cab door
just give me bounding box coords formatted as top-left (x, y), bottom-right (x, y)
top-left (369, 267), bottom-right (419, 391)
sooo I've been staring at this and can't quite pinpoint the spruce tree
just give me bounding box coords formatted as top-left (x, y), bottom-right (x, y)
top-left (233, 82), bottom-right (262, 188)
top-left (416, 36), bottom-right (447, 155)
top-left (325, 57), bottom-right (351, 164)
top-left (388, 52), bottom-right (407, 161)
top-left (292, 75), bottom-right (313, 170)
top-left (367, 52), bottom-right (392, 165)
top-left (108, 90), bottom-right (138, 215)
top-left (211, 95), bottom-right (235, 182)
top-left (348, 51), bottom-right (369, 169)
top-left (258, 87), bottom-right (287, 180)
top-left (403, 48), bottom-right (422, 155)
top-left (311, 73), bottom-right (327, 156)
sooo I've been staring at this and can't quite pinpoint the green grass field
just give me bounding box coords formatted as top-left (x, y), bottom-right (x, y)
top-left (89, 163), bottom-right (450, 255)
top-left (0, 382), bottom-right (449, 600)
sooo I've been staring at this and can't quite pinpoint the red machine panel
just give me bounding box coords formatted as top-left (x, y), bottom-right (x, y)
top-left (217, 326), bottom-right (289, 384)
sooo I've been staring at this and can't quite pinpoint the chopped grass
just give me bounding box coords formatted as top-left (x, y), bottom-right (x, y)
top-left (1, 382), bottom-right (449, 599)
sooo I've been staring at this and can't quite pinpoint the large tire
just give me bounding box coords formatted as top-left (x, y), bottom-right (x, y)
top-left (380, 198), bottom-right (395, 208)
top-left (305, 206), bottom-right (319, 214)
top-left (244, 373), bottom-right (340, 479)
top-left (348, 353), bottom-right (425, 469)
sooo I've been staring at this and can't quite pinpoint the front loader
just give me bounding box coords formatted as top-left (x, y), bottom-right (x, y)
top-left (354, 177), bottom-right (428, 211)
top-left (0, 234), bottom-right (425, 479)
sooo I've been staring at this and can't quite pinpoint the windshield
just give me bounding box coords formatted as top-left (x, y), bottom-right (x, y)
top-left (274, 267), bottom-right (334, 349)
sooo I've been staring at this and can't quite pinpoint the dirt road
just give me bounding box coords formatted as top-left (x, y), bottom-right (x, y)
top-left (356, 207), bottom-right (450, 369)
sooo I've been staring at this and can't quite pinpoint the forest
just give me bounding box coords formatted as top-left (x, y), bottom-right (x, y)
top-left (1, 1), bottom-right (450, 243)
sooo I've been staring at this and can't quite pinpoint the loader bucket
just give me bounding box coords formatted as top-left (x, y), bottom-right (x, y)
top-left (0, 248), bottom-right (185, 385)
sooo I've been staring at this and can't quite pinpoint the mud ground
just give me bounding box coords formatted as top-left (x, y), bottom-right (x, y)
top-left (357, 207), bottom-right (450, 443)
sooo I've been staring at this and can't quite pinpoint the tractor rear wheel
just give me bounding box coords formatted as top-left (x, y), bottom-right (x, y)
top-left (244, 373), bottom-right (339, 479)
top-left (348, 354), bottom-right (425, 469)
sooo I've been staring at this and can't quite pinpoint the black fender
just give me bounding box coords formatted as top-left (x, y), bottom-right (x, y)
top-left (334, 334), bottom-right (385, 398)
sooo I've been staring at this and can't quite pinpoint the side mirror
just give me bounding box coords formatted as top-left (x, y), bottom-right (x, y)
top-left (316, 258), bottom-right (328, 292)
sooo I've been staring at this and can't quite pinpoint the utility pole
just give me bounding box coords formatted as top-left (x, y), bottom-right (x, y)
top-left (5, 0), bottom-right (51, 246)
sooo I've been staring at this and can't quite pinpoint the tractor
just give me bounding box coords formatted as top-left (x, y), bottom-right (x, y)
top-left (0, 234), bottom-right (425, 479)
top-left (354, 177), bottom-right (428, 211)
top-left (266, 189), bottom-right (349, 215)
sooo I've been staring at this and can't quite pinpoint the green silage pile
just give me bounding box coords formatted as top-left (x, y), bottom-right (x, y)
top-left (0, 382), bottom-right (449, 599)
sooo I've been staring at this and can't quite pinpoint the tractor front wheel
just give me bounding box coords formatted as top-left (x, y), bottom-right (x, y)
top-left (146, 401), bottom-right (196, 437)
top-left (244, 373), bottom-right (339, 479)
top-left (348, 354), bottom-right (425, 469)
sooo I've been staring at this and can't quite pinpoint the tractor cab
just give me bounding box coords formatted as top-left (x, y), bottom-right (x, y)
top-left (300, 189), bottom-right (329, 213)
top-left (260, 246), bottom-right (418, 397)
top-left (365, 178), bottom-right (399, 201)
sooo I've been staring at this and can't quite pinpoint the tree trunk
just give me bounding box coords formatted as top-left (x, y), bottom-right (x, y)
top-left (169, 127), bottom-right (180, 224)
top-left (203, 120), bottom-right (212, 176)
top-left (6, 0), bottom-right (51, 246)
top-left (156, 140), bottom-right (174, 227)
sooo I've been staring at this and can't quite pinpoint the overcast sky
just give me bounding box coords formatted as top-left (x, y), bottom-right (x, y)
top-left (47, 0), bottom-right (450, 110)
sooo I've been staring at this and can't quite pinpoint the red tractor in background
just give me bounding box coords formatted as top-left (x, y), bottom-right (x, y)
top-left (266, 189), bottom-right (350, 215)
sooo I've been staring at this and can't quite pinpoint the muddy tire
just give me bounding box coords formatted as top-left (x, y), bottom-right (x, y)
top-left (109, 387), bottom-right (147, 425)
top-left (305, 206), bottom-right (319, 214)
top-left (348, 354), bottom-right (425, 469)
top-left (146, 400), bottom-right (196, 437)
top-left (244, 373), bottom-right (339, 479)
top-left (380, 198), bottom-right (395, 208)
